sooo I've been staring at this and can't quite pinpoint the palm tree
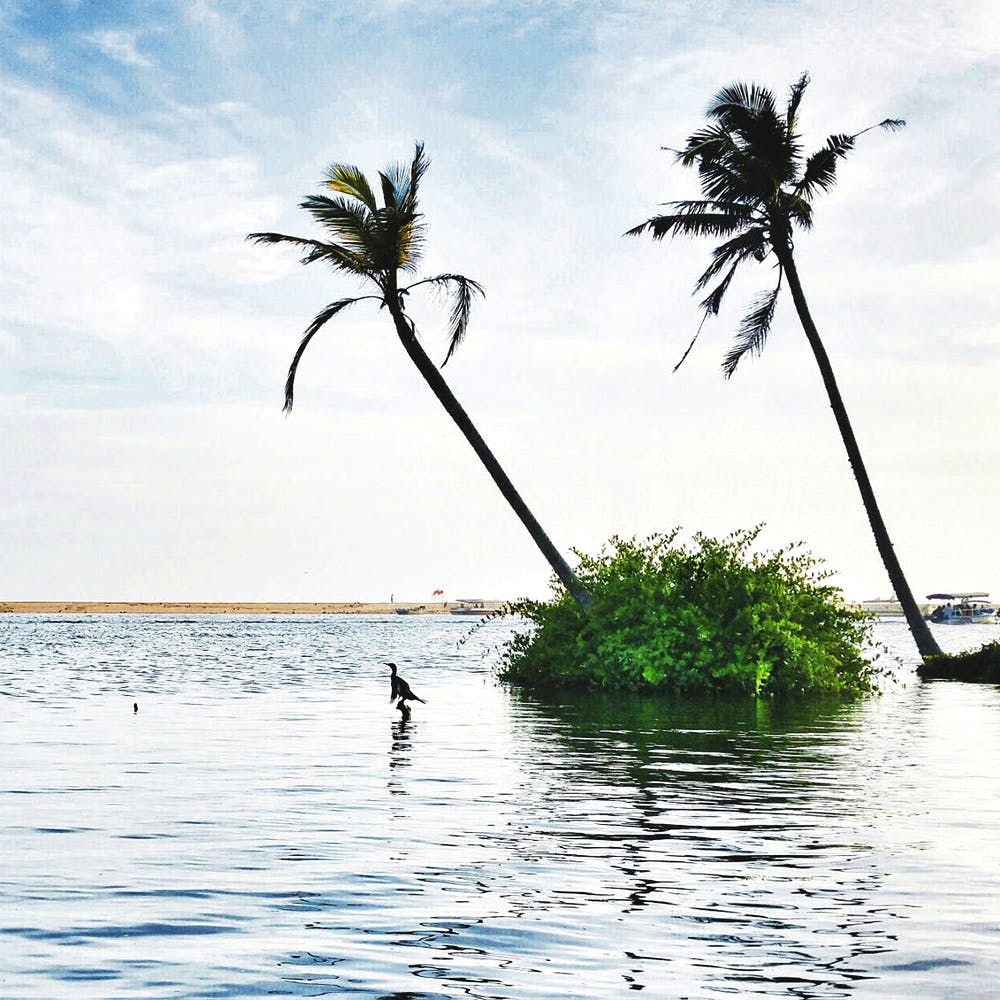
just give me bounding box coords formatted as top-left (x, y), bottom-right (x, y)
top-left (627, 73), bottom-right (941, 659)
top-left (248, 143), bottom-right (590, 609)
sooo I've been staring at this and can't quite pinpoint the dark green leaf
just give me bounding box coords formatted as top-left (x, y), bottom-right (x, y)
top-left (722, 284), bottom-right (781, 378)
top-left (283, 297), bottom-right (379, 412)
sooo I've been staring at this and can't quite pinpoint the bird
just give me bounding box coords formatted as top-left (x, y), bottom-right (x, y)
top-left (386, 662), bottom-right (426, 711)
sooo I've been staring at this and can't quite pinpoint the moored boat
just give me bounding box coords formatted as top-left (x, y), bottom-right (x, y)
top-left (450, 599), bottom-right (497, 616)
top-left (926, 592), bottom-right (997, 624)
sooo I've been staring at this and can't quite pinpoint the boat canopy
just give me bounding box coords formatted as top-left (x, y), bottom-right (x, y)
top-left (926, 592), bottom-right (990, 600)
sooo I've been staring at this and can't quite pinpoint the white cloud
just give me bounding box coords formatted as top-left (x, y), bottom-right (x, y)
top-left (0, 0), bottom-right (997, 604)
top-left (0, 80), bottom-right (290, 399)
top-left (182, 0), bottom-right (244, 51)
top-left (84, 29), bottom-right (153, 69)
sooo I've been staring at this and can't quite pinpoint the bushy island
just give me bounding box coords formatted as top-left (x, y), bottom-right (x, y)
top-left (919, 642), bottom-right (1000, 683)
top-left (499, 528), bottom-right (880, 698)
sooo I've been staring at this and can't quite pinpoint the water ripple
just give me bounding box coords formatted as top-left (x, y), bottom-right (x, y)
top-left (0, 614), bottom-right (999, 998)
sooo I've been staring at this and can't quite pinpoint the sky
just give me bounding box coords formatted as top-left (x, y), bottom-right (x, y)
top-left (1, 0), bottom-right (997, 604)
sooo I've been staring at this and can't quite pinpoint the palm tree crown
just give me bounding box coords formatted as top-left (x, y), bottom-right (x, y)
top-left (628, 74), bottom-right (941, 660)
top-left (628, 73), bottom-right (905, 377)
top-left (248, 143), bottom-right (590, 609)
top-left (249, 142), bottom-right (481, 410)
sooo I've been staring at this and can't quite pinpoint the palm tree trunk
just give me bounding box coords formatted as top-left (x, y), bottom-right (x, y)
top-left (776, 246), bottom-right (942, 659)
top-left (385, 297), bottom-right (591, 610)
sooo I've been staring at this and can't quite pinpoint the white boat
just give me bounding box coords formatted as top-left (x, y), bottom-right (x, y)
top-left (926, 592), bottom-right (997, 624)
top-left (450, 599), bottom-right (496, 616)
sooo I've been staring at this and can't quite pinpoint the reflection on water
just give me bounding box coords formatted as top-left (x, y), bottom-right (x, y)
top-left (511, 693), bottom-right (890, 994)
top-left (0, 614), bottom-right (998, 998)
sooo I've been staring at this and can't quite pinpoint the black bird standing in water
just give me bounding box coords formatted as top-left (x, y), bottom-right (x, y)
top-left (386, 662), bottom-right (425, 715)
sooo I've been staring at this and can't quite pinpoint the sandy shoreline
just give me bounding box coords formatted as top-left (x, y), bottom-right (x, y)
top-left (2, 601), bottom-right (977, 618)
top-left (0, 601), bottom-right (483, 616)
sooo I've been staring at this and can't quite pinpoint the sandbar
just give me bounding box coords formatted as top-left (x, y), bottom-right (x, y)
top-left (0, 601), bottom-right (469, 615)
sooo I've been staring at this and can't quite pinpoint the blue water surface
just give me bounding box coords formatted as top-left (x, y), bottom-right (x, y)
top-left (0, 613), bottom-right (998, 999)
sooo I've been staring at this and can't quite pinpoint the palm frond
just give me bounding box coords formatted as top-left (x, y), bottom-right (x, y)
top-left (697, 156), bottom-right (767, 204)
top-left (665, 198), bottom-right (755, 216)
top-left (701, 82), bottom-right (797, 189)
top-left (709, 81), bottom-right (776, 119)
top-left (246, 231), bottom-right (370, 274)
top-left (283, 296), bottom-right (379, 412)
top-left (367, 144), bottom-right (429, 273)
top-left (395, 216), bottom-right (426, 272)
top-left (674, 231), bottom-right (768, 373)
top-left (693, 227), bottom-right (768, 290)
top-left (626, 212), bottom-right (748, 241)
top-left (378, 170), bottom-right (399, 212)
top-left (856, 117), bottom-right (907, 138)
top-left (678, 123), bottom-right (740, 166)
top-left (785, 72), bottom-right (810, 135)
top-left (722, 283), bottom-right (781, 379)
top-left (672, 312), bottom-right (710, 373)
top-left (300, 194), bottom-right (373, 252)
top-left (324, 163), bottom-right (378, 213)
top-left (709, 83), bottom-right (788, 164)
top-left (406, 142), bottom-right (429, 213)
top-left (795, 133), bottom-right (856, 198)
top-left (246, 231), bottom-right (309, 250)
top-left (796, 116), bottom-right (904, 202)
top-left (680, 117), bottom-right (781, 204)
top-left (379, 143), bottom-right (428, 216)
top-left (783, 192), bottom-right (814, 230)
top-left (407, 273), bottom-right (485, 366)
top-left (698, 260), bottom-right (741, 318)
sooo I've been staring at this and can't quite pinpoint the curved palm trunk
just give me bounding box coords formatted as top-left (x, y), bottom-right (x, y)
top-left (385, 296), bottom-right (591, 610)
top-left (776, 246), bottom-right (942, 659)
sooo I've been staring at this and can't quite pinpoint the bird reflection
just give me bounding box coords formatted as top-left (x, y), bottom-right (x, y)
top-left (391, 714), bottom-right (412, 752)
top-left (387, 713), bottom-right (413, 800)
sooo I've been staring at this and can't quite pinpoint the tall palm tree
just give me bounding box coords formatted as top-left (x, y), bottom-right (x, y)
top-left (248, 143), bottom-right (590, 609)
top-left (627, 73), bottom-right (941, 659)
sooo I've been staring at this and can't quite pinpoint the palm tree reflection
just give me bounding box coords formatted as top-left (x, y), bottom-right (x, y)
top-left (508, 691), bottom-right (897, 993)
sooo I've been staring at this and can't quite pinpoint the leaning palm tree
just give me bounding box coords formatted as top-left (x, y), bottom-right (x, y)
top-left (248, 143), bottom-right (590, 609)
top-left (627, 73), bottom-right (941, 659)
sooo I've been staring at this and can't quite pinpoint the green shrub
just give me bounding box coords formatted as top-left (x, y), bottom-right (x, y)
top-left (499, 527), bottom-right (878, 697)
top-left (919, 641), bottom-right (1000, 683)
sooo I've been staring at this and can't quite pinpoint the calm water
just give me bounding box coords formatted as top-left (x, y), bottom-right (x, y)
top-left (1, 614), bottom-right (998, 999)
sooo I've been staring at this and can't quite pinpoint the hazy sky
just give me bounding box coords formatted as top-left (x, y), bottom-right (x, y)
top-left (2, 0), bottom-right (997, 603)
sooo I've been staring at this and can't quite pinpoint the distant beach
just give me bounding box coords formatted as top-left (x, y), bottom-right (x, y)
top-left (0, 600), bottom-right (960, 617)
top-left (0, 601), bottom-right (475, 615)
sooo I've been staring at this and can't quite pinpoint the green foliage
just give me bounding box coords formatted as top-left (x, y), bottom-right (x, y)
top-left (919, 641), bottom-right (1000, 683)
top-left (499, 527), bottom-right (878, 698)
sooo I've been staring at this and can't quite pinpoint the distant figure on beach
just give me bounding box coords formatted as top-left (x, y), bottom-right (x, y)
top-left (133, 702), bottom-right (138, 714)
top-left (387, 662), bottom-right (425, 716)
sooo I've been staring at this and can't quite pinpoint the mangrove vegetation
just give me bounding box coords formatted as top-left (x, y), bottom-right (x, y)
top-left (499, 528), bottom-right (880, 697)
